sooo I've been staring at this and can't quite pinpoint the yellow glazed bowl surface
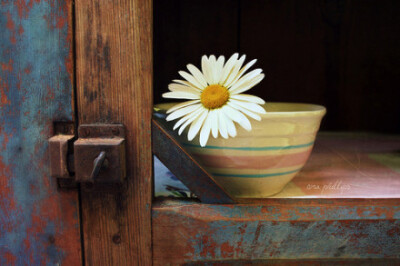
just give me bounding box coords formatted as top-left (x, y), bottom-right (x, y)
top-left (155, 102), bottom-right (326, 198)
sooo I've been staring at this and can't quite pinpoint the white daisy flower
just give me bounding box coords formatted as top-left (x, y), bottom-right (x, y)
top-left (163, 53), bottom-right (266, 147)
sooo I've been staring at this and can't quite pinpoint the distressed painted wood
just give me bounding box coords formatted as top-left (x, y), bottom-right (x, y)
top-left (0, 1), bottom-right (81, 265)
top-left (183, 259), bottom-right (400, 265)
top-left (152, 118), bottom-right (234, 204)
top-left (153, 135), bottom-right (400, 264)
top-left (153, 198), bottom-right (400, 264)
top-left (75, 0), bottom-right (153, 264)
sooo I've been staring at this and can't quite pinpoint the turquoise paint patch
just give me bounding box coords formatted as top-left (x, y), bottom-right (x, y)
top-left (184, 141), bottom-right (314, 151)
top-left (0, 1), bottom-right (74, 265)
top-left (212, 168), bottom-right (301, 178)
top-left (186, 219), bottom-right (400, 260)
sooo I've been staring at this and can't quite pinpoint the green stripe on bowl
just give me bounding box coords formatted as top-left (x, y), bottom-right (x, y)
top-left (184, 141), bottom-right (314, 151)
top-left (212, 168), bottom-right (301, 178)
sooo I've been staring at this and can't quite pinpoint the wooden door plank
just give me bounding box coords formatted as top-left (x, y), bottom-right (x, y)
top-left (0, 1), bottom-right (81, 265)
top-left (75, 0), bottom-right (153, 264)
top-left (153, 198), bottom-right (400, 264)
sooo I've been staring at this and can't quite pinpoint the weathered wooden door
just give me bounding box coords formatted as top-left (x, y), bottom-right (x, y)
top-left (1, 0), bottom-right (152, 265)
top-left (0, 1), bottom-right (81, 264)
top-left (74, 0), bottom-right (153, 264)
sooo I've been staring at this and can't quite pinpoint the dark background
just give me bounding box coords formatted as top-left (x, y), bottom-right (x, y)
top-left (154, 0), bottom-right (400, 133)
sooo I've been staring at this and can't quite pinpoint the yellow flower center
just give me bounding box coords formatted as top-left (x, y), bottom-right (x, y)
top-left (200, 84), bottom-right (229, 109)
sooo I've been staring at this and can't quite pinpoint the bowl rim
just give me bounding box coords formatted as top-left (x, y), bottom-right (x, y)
top-left (260, 102), bottom-right (326, 118)
top-left (155, 102), bottom-right (327, 118)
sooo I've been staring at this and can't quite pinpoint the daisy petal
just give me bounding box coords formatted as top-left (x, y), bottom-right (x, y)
top-left (220, 53), bottom-right (239, 85)
top-left (225, 59), bottom-right (257, 88)
top-left (224, 54), bottom-right (246, 88)
top-left (214, 56), bottom-right (225, 85)
top-left (227, 101), bottom-right (261, 121)
top-left (187, 64), bottom-right (208, 88)
top-left (217, 111), bottom-right (228, 139)
top-left (229, 69), bottom-right (263, 92)
top-left (230, 99), bottom-right (266, 114)
top-left (172, 79), bottom-right (202, 91)
top-left (166, 104), bottom-right (202, 121)
top-left (174, 107), bottom-right (202, 130)
top-left (222, 105), bottom-right (252, 131)
top-left (162, 91), bottom-right (199, 100)
top-left (179, 71), bottom-right (206, 90)
top-left (168, 83), bottom-right (200, 94)
top-left (201, 56), bottom-right (213, 85)
top-left (188, 109), bottom-right (208, 141)
top-left (166, 100), bottom-right (200, 114)
top-left (173, 113), bottom-right (192, 130)
top-left (199, 113), bottom-right (212, 147)
top-left (173, 108), bottom-right (198, 130)
top-left (230, 74), bottom-right (265, 95)
top-left (210, 110), bottom-right (219, 138)
top-left (231, 94), bottom-right (265, 104)
top-left (209, 55), bottom-right (217, 84)
top-left (178, 108), bottom-right (204, 135)
top-left (224, 113), bottom-right (237, 137)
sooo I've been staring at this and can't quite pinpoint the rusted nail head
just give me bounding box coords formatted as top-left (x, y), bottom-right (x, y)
top-left (112, 234), bottom-right (121, 244)
top-left (48, 235), bottom-right (56, 244)
top-left (111, 127), bottom-right (119, 135)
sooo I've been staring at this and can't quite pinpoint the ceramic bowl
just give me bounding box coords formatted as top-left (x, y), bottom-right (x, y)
top-left (155, 102), bottom-right (326, 198)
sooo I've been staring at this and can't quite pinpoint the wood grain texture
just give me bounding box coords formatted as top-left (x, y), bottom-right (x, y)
top-left (75, 0), bottom-right (153, 264)
top-left (153, 198), bottom-right (400, 264)
top-left (0, 1), bottom-right (81, 265)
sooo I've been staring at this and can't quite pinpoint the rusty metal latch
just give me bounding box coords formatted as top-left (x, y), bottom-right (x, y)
top-left (49, 123), bottom-right (126, 185)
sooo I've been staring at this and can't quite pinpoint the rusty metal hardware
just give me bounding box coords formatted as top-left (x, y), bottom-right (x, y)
top-left (90, 151), bottom-right (107, 180)
top-left (49, 123), bottom-right (126, 184)
top-left (49, 134), bottom-right (75, 179)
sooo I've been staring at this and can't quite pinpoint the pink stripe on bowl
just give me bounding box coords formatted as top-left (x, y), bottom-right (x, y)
top-left (193, 149), bottom-right (312, 170)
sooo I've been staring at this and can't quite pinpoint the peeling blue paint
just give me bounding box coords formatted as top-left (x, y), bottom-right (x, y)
top-left (186, 220), bottom-right (400, 260)
top-left (0, 1), bottom-right (78, 265)
top-left (153, 200), bottom-right (400, 262)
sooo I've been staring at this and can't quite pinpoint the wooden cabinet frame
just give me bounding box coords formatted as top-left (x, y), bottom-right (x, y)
top-left (74, 1), bottom-right (400, 264)
top-left (2, 0), bottom-right (399, 264)
top-left (75, 0), bottom-right (153, 264)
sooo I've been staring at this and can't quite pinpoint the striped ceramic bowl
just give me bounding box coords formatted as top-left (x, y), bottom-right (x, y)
top-left (156, 102), bottom-right (326, 198)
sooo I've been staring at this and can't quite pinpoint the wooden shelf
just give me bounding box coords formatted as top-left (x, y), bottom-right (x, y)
top-left (152, 132), bottom-right (400, 264)
top-left (268, 132), bottom-right (400, 199)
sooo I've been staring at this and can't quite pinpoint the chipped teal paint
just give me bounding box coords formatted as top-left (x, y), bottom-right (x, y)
top-left (186, 220), bottom-right (400, 260)
top-left (153, 201), bottom-right (400, 261)
top-left (0, 1), bottom-right (78, 265)
top-left (154, 203), bottom-right (400, 221)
